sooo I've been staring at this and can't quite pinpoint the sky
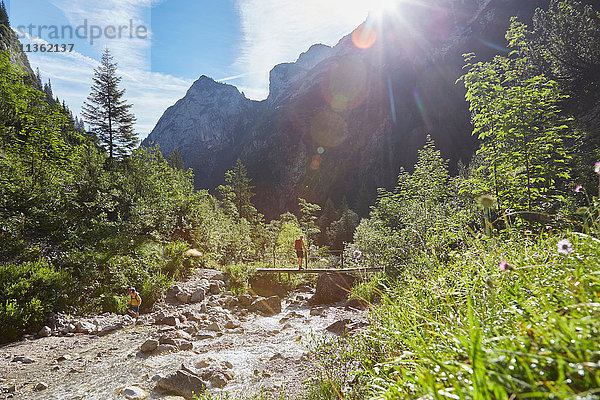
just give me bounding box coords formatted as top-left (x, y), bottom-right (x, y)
top-left (6, 0), bottom-right (382, 138)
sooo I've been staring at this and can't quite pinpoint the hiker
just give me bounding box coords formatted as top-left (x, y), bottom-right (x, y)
top-left (127, 287), bottom-right (142, 318)
top-left (294, 235), bottom-right (307, 269)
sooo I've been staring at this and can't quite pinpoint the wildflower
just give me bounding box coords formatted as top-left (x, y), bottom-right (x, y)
top-left (557, 239), bottom-right (574, 255)
top-left (499, 261), bottom-right (512, 271)
top-left (575, 185), bottom-right (583, 193)
top-left (477, 195), bottom-right (496, 209)
top-left (185, 249), bottom-right (202, 257)
top-left (595, 162), bottom-right (600, 174)
top-left (353, 250), bottom-right (362, 259)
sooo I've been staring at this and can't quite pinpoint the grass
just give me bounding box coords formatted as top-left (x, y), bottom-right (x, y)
top-left (305, 231), bottom-right (600, 399)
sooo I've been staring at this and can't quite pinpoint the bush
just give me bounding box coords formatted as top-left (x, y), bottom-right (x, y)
top-left (0, 259), bottom-right (70, 343)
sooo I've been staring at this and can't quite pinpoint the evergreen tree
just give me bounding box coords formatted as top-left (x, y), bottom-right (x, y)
top-left (297, 198), bottom-right (321, 244)
top-left (217, 159), bottom-right (258, 222)
top-left (82, 48), bottom-right (137, 161)
top-left (167, 149), bottom-right (184, 170)
top-left (0, 1), bottom-right (9, 29)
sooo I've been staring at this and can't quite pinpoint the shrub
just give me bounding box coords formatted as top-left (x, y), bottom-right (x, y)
top-left (0, 259), bottom-right (70, 342)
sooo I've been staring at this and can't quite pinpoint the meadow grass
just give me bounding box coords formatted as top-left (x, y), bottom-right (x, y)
top-left (307, 231), bottom-right (600, 399)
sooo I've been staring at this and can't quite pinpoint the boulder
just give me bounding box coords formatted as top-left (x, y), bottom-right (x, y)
top-left (75, 320), bottom-right (97, 334)
top-left (157, 370), bottom-right (206, 398)
top-left (140, 339), bottom-right (159, 353)
top-left (12, 356), bottom-right (35, 364)
top-left (176, 291), bottom-right (191, 303)
top-left (156, 315), bottom-right (180, 327)
top-left (34, 382), bottom-right (48, 391)
top-left (249, 275), bottom-right (286, 297)
top-left (309, 273), bottom-right (357, 304)
top-left (154, 344), bottom-right (178, 353)
top-left (237, 294), bottom-right (253, 307)
top-left (250, 296), bottom-right (281, 315)
top-left (345, 298), bottom-right (369, 310)
top-left (326, 319), bottom-right (352, 335)
top-left (205, 322), bottom-right (221, 332)
top-left (121, 386), bottom-right (148, 399)
top-left (190, 288), bottom-right (205, 303)
top-left (209, 282), bottom-right (220, 295)
top-left (38, 326), bottom-right (52, 337)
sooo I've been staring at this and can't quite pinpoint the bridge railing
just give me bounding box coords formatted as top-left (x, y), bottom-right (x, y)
top-left (269, 248), bottom-right (348, 269)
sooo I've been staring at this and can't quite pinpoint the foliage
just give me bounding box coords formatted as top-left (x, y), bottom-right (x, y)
top-left (525, 0), bottom-right (600, 133)
top-left (298, 197), bottom-right (321, 245)
top-left (459, 21), bottom-right (574, 213)
top-left (353, 137), bottom-right (478, 267)
top-left (82, 48), bottom-right (137, 160)
top-left (0, 259), bottom-right (70, 342)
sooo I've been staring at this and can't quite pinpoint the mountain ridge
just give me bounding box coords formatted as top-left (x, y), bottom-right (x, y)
top-left (143, 0), bottom-right (549, 219)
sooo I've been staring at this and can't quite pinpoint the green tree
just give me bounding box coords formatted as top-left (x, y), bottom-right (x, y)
top-left (82, 49), bottom-right (137, 161)
top-left (167, 149), bottom-right (184, 170)
top-left (297, 198), bottom-right (321, 244)
top-left (459, 20), bottom-right (573, 212)
top-left (525, 0), bottom-right (600, 131)
top-left (217, 159), bottom-right (259, 222)
top-left (0, 1), bottom-right (9, 30)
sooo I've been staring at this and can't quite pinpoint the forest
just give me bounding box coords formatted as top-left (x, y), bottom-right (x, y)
top-left (1, 0), bottom-right (600, 398)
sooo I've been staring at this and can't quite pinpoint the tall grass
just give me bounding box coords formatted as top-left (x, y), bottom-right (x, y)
top-left (307, 232), bottom-right (600, 399)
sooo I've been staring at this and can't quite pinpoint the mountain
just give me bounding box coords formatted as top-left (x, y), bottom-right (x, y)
top-left (143, 0), bottom-right (549, 219)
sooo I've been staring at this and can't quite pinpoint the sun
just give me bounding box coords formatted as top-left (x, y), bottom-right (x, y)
top-left (367, 0), bottom-right (401, 16)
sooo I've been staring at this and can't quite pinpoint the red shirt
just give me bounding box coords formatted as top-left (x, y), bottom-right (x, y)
top-left (295, 239), bottom-right (304, 250)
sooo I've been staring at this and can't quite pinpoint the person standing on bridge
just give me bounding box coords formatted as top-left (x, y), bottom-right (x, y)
top-left (295, 235), bottom-right (307, 270)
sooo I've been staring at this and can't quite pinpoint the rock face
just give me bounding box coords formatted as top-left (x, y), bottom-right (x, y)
top-left (143, 1), bottom-right (548, 219)
top-left (310, 273), bottom-right (357, 304)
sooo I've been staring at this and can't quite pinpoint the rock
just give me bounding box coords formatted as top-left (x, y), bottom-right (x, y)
top-left (176, 340), bottom-right (193, 351)
top-left (209, 282), bottom-right (220, 295)
top-left (224, 320), bottom-right (239, 329)
top-left (12, 355), bottom-right (35, 363)
top-left (200, 303), bottom-right (208, 313)
top-left (154, 344), bottom-right (178, 353)
top-left (175, 330), bottom-right (192, 341)
top-left (205, 322), bottom-right (221, 332)
top-left (158, 370), bottom-right (206, 398)
top-left (194, 332), bottom-right (216, 340)
top-left (75, 320), bottom-right (97, 334)
top-left (326, 319), bottom-right (352, 335)
top-left (176, 291), bottom-right (191, 303)
top-left (157, 315), bottom-right (180, 327)
top-left (345, 298), bottom-right (369, 310)
top-left (121, 386), bottom-right (148, 399)
top-left (38, 326), bottom-right (52, 337)
top-left (237, 294), bottom-right (253, 307)
top-left (56, 354), bottom-right (72, 362)
top-left (190, 288), bottom-right (205, 303)
top-left (151, 374), bottom-right (163, 382)
top-left (34, 382), bottom-right (48, 391)
top-left (309, 307), bottom-right (324, 316)
top-left (249, 275), bottom-right (286, 297)
top-left (250, 296), bottom-right (282, 315)
top-left (140, 339), bottom-right (159, 353)
top-left (309, 273), bottom-right (357, 304)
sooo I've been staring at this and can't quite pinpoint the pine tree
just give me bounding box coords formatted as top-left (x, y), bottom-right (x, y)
top-left (167, 149), bottom-right (184, 170)
top-left (217, 159), bottom-right (259, 222)
top-left (0, 1), bottom-right (9, 29)
top-left (82, 48), bottom-right (137, 160)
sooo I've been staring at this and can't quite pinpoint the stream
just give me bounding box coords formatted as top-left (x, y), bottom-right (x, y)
top-left (0, 286), bottom-right (368, 400)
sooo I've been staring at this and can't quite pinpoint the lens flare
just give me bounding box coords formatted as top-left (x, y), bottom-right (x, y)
top-left (310, 155), bottom-right (322, 170)
top-left (322, 56), bottom-right (369, 111)
top-left (413, 89), bottom-right (432, 131)
top-left (310, 111), bottom-right (348, 147)
top-left (352, 22), bottom-right (377, 49)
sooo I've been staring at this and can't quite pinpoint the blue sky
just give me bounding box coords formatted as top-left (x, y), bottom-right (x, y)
top-left (7, 0), bottom-right (378, 137)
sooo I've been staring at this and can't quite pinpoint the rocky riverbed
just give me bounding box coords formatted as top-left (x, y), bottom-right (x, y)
top-left (0, 269), bottom-right (370, 399)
